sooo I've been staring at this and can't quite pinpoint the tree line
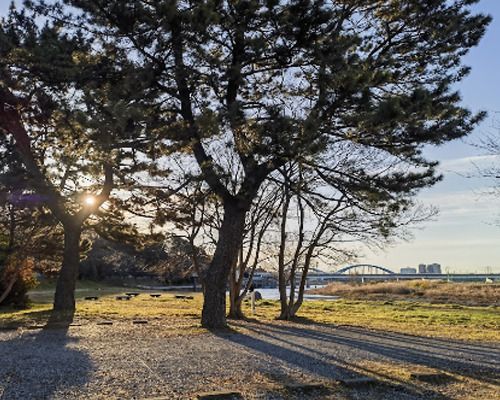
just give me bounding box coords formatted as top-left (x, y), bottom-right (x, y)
top-left (0, 0), bottom-right (490, 328)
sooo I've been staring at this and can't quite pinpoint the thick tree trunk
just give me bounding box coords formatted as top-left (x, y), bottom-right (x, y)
top-left (52, 224), bottom-right (81, 322)
top-left (201, 201), bottom-right (247, 329)
top-left (278, 271), bottom-right (292, 320)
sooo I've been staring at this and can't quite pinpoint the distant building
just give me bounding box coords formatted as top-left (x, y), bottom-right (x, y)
top-left (418, 264), bottom-right (427, 274)
top-left (426, 263), bottom-right (442, 274)
top-left (250, 269), bottom-right (277, 288)
top-left (400, 267), bottom-right (417, 274)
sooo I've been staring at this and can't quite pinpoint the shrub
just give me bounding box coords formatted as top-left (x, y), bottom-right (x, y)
top-left (0, 257), bottom-right (37, 308)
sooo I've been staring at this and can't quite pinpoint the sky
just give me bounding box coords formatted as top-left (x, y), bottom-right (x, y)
top-left (1, 0), bottom-right (499, 273)
top-left (358, 0), bottom-right (500, 273)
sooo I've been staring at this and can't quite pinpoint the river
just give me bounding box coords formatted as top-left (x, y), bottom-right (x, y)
top-left (254, 285), bottom-right (340, 301)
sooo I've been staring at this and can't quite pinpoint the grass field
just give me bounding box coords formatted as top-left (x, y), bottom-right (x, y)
top-left (311, 280), bottom-right (500, 307)
top-left (1, 280), bottom-right (498, 342)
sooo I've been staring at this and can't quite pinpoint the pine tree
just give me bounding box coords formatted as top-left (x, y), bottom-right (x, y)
top-left (0, 6), bottom-right (158, 321)
top-left (0, 132), bottom-right (62, 307)
top-left (34, 0), bottom-right (490, 328)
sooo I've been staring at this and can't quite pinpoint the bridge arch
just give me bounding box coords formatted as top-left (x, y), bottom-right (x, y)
top-left (335, 264), bottom-right (395, 275)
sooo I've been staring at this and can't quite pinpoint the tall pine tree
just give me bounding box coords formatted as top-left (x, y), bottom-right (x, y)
top-left (35, 0), bottom-right (489, 328)
top-left (0, 5), bottom-right (158, 321)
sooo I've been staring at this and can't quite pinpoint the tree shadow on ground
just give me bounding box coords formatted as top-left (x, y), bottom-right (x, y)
top-left (0, 323), bottom-right (92, 399)
top-left (0, 309), bottom-right (52, 329)
top-left (228, 320), bottom-right (499, 386)
top-left (269, 315), bottom-right (499, 357)
top-left (0, 303), bottom-right (78, 328)
top-left (216, 324), bottom-right (453, 400)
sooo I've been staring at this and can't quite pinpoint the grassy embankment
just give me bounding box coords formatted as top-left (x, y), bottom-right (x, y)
top-left (0, 280), bottom-right (498, 341)
top-left (310, 279), bottom-right (500, 306)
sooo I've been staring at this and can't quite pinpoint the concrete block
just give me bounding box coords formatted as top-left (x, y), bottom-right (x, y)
top-left (195, 390), bottom-right (242, 399)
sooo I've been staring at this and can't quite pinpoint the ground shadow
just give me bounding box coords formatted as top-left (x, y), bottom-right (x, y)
top-left (216, 324), bottom-right (451, 399)
top-left (0, 324), bottom-right (92, 399)
top-left (229, 320), bottom-right (499, 386)
top-left (0, 307), bottom-right (77, 330)
top-left (0, 308), bottom-right (53, 329)
top-left (292, 315), bottom-right (499, 352)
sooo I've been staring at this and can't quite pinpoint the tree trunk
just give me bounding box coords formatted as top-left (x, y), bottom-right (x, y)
top-left (52, 224), bottom-right (81, 322)
top-left (277, 183), bottom-right (290, 320)
top-left (0, 274), bottom-right (17, 305)
top-left (290, 246), bottom-right (316, 318)
top-left (0, 206), bottom-right (17, 306)
top-left (201, 201), bottom-right (247, 329)
top-left (227, 285), bottom-right (245, 319)
top-left (228, 247), bottom-right (246, 319)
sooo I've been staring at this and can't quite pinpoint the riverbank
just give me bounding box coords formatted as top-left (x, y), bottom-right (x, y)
top-left (310, 280), bottom-right (500, 307)
top-left (0, 281), bottom-right (498, 342)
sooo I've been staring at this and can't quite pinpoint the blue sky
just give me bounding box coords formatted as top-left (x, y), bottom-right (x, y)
top-left (1, 0), bottom-right (499, 272)
top-left (361, 0), bottom-right (500, 273)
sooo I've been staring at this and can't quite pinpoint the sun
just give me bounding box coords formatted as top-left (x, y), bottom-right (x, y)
top-left (84, 195), bottom-right (96, 206)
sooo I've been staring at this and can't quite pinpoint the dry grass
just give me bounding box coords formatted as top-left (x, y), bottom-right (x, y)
top-left (310, 280), bottom-right (500, 306)
top-left (256, 299), bottom-right (499, 342)
top-left (0, 282), bottom-right (206, 336)
top-left (0, 280), bottom-right (498, 342)
top-left (354, 360), bottom-right (500, 400)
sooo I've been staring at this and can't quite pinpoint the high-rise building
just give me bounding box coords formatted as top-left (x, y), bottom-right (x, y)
top-left (427, 263), bottom-right (442, 274)
top-left (418, 264), bottom-right (426, 274)
top-left (400, 267), bottom-right (417, 274)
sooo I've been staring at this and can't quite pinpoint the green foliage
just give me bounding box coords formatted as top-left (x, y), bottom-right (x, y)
top-left (1, 4), bottom-right (165, 240)
top-left (0, 1), bottom-right (490, 323)
top-left (32, 0), bottom-right (489, 215)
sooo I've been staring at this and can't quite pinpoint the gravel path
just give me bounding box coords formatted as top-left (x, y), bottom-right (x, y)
top-left (0, 321), bottom-right (498, 399)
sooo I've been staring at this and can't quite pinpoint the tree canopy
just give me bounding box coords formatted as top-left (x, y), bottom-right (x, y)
top-left (0, 0), bottom-right (491, 327)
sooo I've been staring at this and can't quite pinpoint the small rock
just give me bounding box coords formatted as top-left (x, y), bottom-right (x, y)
top-left (26, 325), bottom-right (44, 330)
top-left (283, 383), bottom-right (327, 393)
top-left (195, 391), bottom-right (242, 399)
top-left (338, 377), bottom-right (378, 387)
top-left (410, 372), bottom-right (452, 384)
top-left (0, 325), bottom-right (18, 331)
top-left (142, 397), bottom-right (174, 400)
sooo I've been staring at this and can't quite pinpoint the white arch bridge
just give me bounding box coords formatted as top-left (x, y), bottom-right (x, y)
top-left (334, 264), bottom-right (395, 275)
top-left (304, 264), bottom-right (500, 283)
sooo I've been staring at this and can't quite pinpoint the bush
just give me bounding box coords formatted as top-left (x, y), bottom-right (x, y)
top-left (0, 257), bottom-right (37, 308)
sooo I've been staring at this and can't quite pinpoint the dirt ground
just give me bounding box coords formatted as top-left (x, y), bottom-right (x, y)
top-left (1, 319), bottom-right (498, 400)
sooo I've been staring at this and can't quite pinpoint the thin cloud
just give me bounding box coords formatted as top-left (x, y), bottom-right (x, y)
top-left (438, 154), bottom-right (498, 174)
